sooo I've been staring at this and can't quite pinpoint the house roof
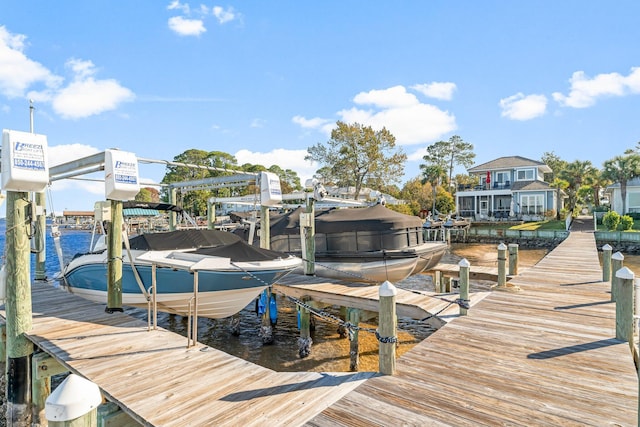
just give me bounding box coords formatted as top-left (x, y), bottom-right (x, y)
top-left (511, 180), bottom-right (552, 191)
top-left (607, 176), bottom-right (640, 189)
top-left (468, 156), bottom-right (552, 173)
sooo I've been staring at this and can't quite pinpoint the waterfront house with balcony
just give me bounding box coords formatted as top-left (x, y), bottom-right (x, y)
top-left (456, 156), bottom-right (561, 221)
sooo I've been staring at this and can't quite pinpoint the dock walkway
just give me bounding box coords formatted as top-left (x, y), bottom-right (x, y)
top-left (2, 284), bottom-right (374, 426)
top-left (308, 231), bottom-right (638, 426)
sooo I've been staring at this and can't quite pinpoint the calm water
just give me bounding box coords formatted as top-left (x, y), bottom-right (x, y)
top-left (1, 221), bottom-right (638, 373)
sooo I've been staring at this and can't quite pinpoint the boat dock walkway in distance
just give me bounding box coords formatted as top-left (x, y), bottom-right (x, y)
top-left (306, 231), bottom-right (638, 426)
top-left (2, 230), bottom-right (637, 425)
top-left (274, 275), bottom-right (491, 328)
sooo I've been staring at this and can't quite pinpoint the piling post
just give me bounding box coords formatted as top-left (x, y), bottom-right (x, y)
top-left (508, 243), bottom-right (519, 276)
top-left (32, 352), bottom-right (68, 424)
top-left (459, 259), bottom-right (470, 316)
top-left (207, 200), bottom-right (215, 230)
top-left (615, 267), bottom-right (634, 342)
top-left (611, 252), bottom-right (624, 302)
top-left (106, 200), bottom-right (123, 313)
top-left (260, 205), bottom-right (270, 249)
top-left (496, 243), bottom-right (507, 288)
top-left (168, 187), bottom-right (177, 231)
top-left (303, 195), bottom-right (315, 275)
top-left (34, 192), bottom-right (47, 280)
top-left (601, 244), bottom-right (612, 283)
top-left (378, 281), bottom-right (397, 375)
top-left (433, 270), bottom-right (442, 293)
top-left (5, 191), bottom-right (34, 425)
top-left (347, 308), bottom-right (360, 371)
top-left (260, 288), bottom-right (275, 345)
top-left (298, 298), bottom-right (312, 358)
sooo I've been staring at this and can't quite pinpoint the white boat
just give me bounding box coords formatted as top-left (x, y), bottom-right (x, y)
top-left (62, 229), bottom-right (301, 318)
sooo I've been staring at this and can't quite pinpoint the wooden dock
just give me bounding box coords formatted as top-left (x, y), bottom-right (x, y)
top-left (2, 284), bottom-right (374, 426)
top-left (275, 275), bottom-right (491, 327)
top-left (2, 230), bottom-right (637, 425)
top-left (307, 231), bottom-right (638, 426)
top-left (427, 262), bottom-right (501, 281)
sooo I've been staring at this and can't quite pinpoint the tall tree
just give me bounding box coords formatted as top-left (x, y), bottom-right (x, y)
top-left (161, 149), bottom-right (239, 215)
top-left (584, 168), bottom-right (611, 208)
top-left (558, 160), bottom-right (596, 213)
top-left (541, 151), bottom-right (568, 183)
top-left (602, 153), bottom-right (640, 214)
top-left (421, 135), bottom-right (475, 187)
top-left (306, 121), bottom-right (407, 199)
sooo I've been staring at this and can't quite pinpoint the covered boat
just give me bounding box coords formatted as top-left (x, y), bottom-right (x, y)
top-left (62, 229), bottom-right (301, 318)
top-left (237, 204), bottom-right (447, 283)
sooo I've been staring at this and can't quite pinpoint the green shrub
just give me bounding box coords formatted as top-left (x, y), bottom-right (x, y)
top-left (626, 212), bottom-right (640, 221)
top-left (592, 205), bottom-right (609, 212)
top-left (602, 211), bottom-right (621, 231)
top-left (618, 215), bottom-right (634, 231)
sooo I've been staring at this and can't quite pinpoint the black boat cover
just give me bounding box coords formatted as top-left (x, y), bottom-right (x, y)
top-left (128, 229), bottom-right (291, 262)
top-left (270, 204), bottom-right (422, 235)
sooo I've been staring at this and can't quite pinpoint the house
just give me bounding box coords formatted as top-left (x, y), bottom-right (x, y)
top-left (455, 156), bottom-right (561, 221)
top-left (606, 177), bottom-right (640, 214)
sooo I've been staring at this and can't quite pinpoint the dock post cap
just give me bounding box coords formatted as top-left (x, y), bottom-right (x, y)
top-left (615, 267), bottom-right (634, 280)
top-left (458, 258), bottom-right (470, 268)
top-left (612, 252), bottom-right (625, 260)
top-left (379, 280), bottom-right (397, 297)
top-left (45, 374), bottom-right (102, 422)
top-left (602, 244), bottom-right (612, 250)
top-left (508, 243), bottom-right (519, 247)
top-left (497, 243), bottom-right (507, 250)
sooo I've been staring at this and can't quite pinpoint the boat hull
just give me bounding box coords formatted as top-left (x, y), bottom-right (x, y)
top-left (63, 252), bottom-right (298, 318)
top-left (305, 256), bottom-right (418, 283)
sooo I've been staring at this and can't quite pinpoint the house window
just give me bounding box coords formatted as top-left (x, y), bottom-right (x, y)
top-left (516, 169), bottom-right (535, 181)
top-left (496, 172), bottom-right (509, 183)
top-left (628, 192), bottom-right (640, 213)
top-left (521, 194), bottom-right (543, 214)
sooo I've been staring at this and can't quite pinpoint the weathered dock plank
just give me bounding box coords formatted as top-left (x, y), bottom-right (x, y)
top-left (1, 283), bottom-right (374, 426)
top-left (306, 231), bottom-right (638, 426)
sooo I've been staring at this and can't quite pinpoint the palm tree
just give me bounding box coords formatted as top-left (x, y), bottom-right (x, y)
top-left (602, 153), bottom-right (640, 214)
top-left (559, 160), bottom-right (597, 213)
top-left (584, 168), bottom-right (611, 208)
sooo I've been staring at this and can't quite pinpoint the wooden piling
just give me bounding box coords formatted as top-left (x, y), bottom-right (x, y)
top-left (601, 244), bottom-right (612, 283)
top-left (207, 200), bottom-right (215, 230)
top-left (459, 259), bottom-right (470, 316)
top-left (378, 281), bottom-right (397, 375)
top-left (611, 252), bottom-right (624, 302)
top-left (32, 352), bottom-right (67, 424)
top-left (5, 191), bottom-right (34, 425)
top-left (106, 200), bottom-right (123, 312)
top-left (508, 243), bottom-right (518, 276)
top-left (168, 188), bottom-right (177, 231)
top-left (260, 205), bottom-right (270, 249)
top-left (298, 298), bottom-right (312, 358)
top-left (496, 243), bottom-right (507, 288)
top-left (615, 267), bottom-right (634, 342)
top-left (303, 196), bottom-right (315, 275)
top-left (347, 308), bottom-right (360, 371)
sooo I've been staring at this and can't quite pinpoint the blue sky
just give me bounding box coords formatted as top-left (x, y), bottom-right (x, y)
top-left (1, 1), bottom-right (640, 214)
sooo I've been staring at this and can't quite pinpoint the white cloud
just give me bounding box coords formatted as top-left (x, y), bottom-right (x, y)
top-left (51, 59), bottom-right (134, 119)
top-left (499, 93), bottom-right (547, 120)
top-left (292, 115), bottom-right (332, 129)
top-left (235, 148), bottom-right (318, 185)
top-left (552, 67), bottom-right (640, 108)
top-left (353, 85), bottom-right (418, 108)
top-left (411, 82), bottom-right (457, 100)
top-left (293, 85), bottom-right (456, 146)
top-left (168, 16), bottom-right (206, 36)
top-left (213, 6), bottom-right (236, 24)
top-left (250, 118), bottom-right (266, 128)
top-left (0, 26), bottom-right (62, 98)
top-left (167, 1), bottom-right (190, 14)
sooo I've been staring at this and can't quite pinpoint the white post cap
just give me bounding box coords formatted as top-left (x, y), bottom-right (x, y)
top-left (612, 251), bottom-right (625, 261)
top-left (46, 374), bottom-right (102, 421)
top-left (497, 243), bottom-right (507, 250)
top-left (615, 267), bottom-right (635, 280)
top-left (458, 258), bottom-right (470, 268)
top-left (602, 244), bottom-right (612, 250)
top-left (379, 280), bottom-right (397, 297)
